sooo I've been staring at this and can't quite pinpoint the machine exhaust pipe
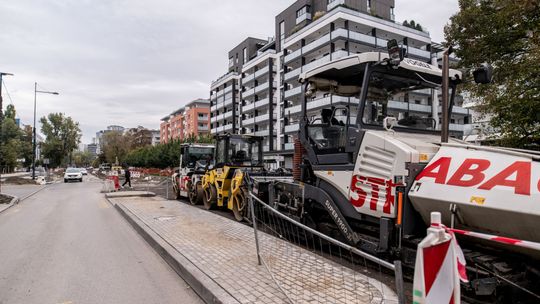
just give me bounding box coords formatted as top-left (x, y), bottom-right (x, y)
top-left (441, 47), bottom-right (452, 143)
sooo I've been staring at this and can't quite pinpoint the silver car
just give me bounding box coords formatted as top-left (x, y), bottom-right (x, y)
top-left (64, 168), bottom-right (83, 183)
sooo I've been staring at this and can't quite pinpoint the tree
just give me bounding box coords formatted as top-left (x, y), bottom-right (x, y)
top-left (0, 105), bottom-right (23, 172)
top-left (40, 113), bottom-right (82, 167)
top-left (100, 131), bottom-right (132, 165)
top-left (72, 150), bottom-right (95, 167)
top-left (445, 0), bottom-right (540, 149)
top-left (20, 125), bottom-right (33, 168)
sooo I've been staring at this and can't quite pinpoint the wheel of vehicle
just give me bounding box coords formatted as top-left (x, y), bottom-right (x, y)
top-left (64, 179), bottom-right (67, 183)
top-left (79, 178), bottom-right (83, 182)
top-left (203, 184), bottom-right (216, 210)
top-left (189, 182), bottom-right (204, 205)
top-left (232, 187), bottom-right (249, 222)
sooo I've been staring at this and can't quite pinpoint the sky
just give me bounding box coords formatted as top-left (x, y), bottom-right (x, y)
top-left (0, 0), bottom-right (459, 144)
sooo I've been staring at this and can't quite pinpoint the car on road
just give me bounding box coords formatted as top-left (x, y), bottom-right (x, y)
top-left (64, 168), bottom-right (83, 183)
top-left (80, 168), bottom-right (88, 175)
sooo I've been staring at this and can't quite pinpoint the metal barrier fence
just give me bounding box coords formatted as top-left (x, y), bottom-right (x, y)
top-left (249, 191), bottom-right (406, 304)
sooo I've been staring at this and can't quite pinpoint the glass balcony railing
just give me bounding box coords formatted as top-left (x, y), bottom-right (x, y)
top-left (255, 129), bottom-right (270, 137)
top-left (284, 68), bottom-right (301, 81)
top-left (284, 124), bottom-right (300, 133)
top-left (284, 86), bottom-right (302, 99)
top-left (255, 113), bottom-right (270, 123)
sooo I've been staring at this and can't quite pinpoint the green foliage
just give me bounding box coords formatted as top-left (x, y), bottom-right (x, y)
top-left (72, 150), bottom-right (95, 167)
top-left (312, 11), bottom-right (326, 22)
top-left (101, 131), bottom-right (132, 165)
top-left (40, 113), bottom-right (82, 167)
top-left (124, 134), bottom-right (214, 169)
top-left (402, 20), bottom-right (423, 32)
top-left (20, 125), bottom-right (33, 168)
top-left (0, 105), bottom-right (28, 172)
top-left (445, 0), bottom-right (540, 149)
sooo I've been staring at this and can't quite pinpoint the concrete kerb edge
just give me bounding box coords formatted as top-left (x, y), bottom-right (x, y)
top-left (106, 197), bottom-right (240, 304)
top-left (0, 195), bottom-right (20, 215)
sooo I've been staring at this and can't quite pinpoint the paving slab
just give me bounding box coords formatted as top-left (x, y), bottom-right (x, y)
top-left (109, 196), bottom-right (397, 304)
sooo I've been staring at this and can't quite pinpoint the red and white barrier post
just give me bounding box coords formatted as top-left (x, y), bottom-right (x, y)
top-left (413, 212), bottom-right (467, 304)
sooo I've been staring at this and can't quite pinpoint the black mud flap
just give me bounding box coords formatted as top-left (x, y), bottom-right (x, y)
top-left (303, 184), bottom-right (360, 245)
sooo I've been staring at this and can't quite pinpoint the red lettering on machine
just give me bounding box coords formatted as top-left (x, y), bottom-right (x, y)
top-left (415, 157), bottom-right (535, 196)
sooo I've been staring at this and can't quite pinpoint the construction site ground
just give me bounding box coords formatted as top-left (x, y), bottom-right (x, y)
top-left (106, 192), bottom-right (399, 304)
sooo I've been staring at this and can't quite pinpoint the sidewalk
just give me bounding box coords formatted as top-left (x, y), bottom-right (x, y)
top-left (108, 196), bottom-right (397, 304)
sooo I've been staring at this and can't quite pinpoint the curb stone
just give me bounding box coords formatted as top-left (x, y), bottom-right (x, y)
top-left (0, 195), bottom-right (20, 215)
top-left (107, 196), bottom-right (240, 304)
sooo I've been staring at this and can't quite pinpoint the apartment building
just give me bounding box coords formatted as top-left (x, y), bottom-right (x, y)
top-left (160, 99), bottom-right (211, 144)
top-left (209, 0), bottom-right (471, 167)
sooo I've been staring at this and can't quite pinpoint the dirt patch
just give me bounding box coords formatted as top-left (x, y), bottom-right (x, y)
top-left (3, 176), bottom-right (37, 185)
top-left (0, 194), bottom-right (14, 204)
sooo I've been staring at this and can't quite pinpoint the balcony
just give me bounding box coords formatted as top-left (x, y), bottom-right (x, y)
top-left (284, 143), bottom-right (294, 150)
top-left (198, 125), bottom-right (209, 131)
top-left (284, 124), bottom-right (300, 134)
top-left (242, 117), bottom-right (255, 126)
top-left (224, 86), bottom-right (233, 94)
top-left (223, 124), bottom-right (233, 132)
top-left (285, 104), bottom-right (302, 115)
top-left (283, 25), bottom-right (432, 65)
top-left (198, 115), bottom-right (209, 122)
top-left (254, 66), bottom-right (270, 78)
top-left (242, 87), bottom-right (256, 98)
top-left (284, 86), bottom-right (302, 99)
top-left (296, 13), bottom-right (311, 25)
top-left (407, 46), bottom-right (431, 59)
top-left (224, 111), bottom-right (233, 119)
top-left (449, 106), bottom-right (469, 115)
top-left (255, 113), bottom-right (270, 123)
top-left (254, 81), bottom-right (269, 94)
top-left (242, 97), bottom-right (274, 113)
top-left (348, 29), bottom-right (376, 45)
top-left (327, 0), bottom-right (344, 10)
top-left (255, 129), bottom-right (270, 137)
top-left (224, 96), bottom-right (234, 106)
top-left (284, 68), bottom-right (301, 81)
top-left (242, 102), bottom-right (255, 113)
top-left (449, 124), bottom-right (465, 132)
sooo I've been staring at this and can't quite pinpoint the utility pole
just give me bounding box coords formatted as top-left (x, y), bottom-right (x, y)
top-left (0, 72), bottom-right (14, 192)
top-left (33, 83), bottom-right (59, 180)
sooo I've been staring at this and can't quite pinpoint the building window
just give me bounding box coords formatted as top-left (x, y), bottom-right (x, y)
top-left (296, 6), bottom-right (310, 18)
top-left (229, 57), bottom-right (234, 68)
top-left (243, 47), bottom-right (247, 64)
top-left (390, 6), bottom-right (395, 21)
top-left (367, 0), bottom-right (371, 10)
top-left (279, 21), bottom-right (285, 41)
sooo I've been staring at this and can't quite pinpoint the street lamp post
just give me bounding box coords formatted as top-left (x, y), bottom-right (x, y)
top-left (0, 72), bottom-right (14, 192)
top-left (32, 82), bottom-right (59, 180)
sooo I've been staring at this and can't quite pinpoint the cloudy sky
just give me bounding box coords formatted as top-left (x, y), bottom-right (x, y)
top-left (0, 0), bottom-right (459, 143)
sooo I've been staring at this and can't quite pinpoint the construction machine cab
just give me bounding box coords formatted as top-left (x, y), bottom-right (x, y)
top-left (213, 134), bottom-right (264, 168)
top-left (180, 144), bottom-right (215, 168)
top-left (298, 50), bottom-right (463, 167)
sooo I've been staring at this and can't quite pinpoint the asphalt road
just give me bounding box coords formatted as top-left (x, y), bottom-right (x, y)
top-left (0, 176), bottom-right (202, 304)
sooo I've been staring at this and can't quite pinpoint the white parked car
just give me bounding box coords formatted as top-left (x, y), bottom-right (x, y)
top-left (64, 168), bottom-right (83, 183)
top-left (80, 168), bottom-right (88, 175)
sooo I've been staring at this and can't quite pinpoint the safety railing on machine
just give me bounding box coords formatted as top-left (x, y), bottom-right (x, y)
top-left (248, 191), bottom-right (406, 304)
